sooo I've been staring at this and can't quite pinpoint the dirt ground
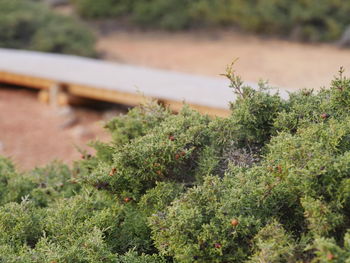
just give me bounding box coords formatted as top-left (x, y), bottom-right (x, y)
top-left (97, 29), bottom-right (350, 91)
top-left (0, 86), bottom-right (124, 170)
top-left (3, 28), bottom-right (350, 170)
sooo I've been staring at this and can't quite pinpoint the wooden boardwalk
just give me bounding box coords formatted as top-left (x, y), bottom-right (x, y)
top-left (0, 48), bottom-right (288, 116)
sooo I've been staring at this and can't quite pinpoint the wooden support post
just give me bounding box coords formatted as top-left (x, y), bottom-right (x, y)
top-left (48, 83), bottom-right (71, 107)
top-left (38, 90), bottom-right (49, 104)
top-left (49, 83), bottom-right (61, 109)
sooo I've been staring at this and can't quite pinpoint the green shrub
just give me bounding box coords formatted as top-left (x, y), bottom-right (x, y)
top-left (0, 200), bottom-right (42, 250)
top-left (149, 173), bottom-right (271, 262)
top-left (31, 15), bottom-right (96, 57)
top-left (149, 118), bottom-right (350, 261)
top-left (0, 0), bottom-right (96, 56)
top-left (131, 0), bottom-right (194, 30)
top-left (312, 233), bottom-right (350, 263)
top-left (0, 160), bottom-right (80, 207)
top-left (105, 101), bottom-right (172, 146)
top-left (223, 66), bottom-right (285, 147)
top-left (71, 0), bottom-right (133, 18)
top-left (32, 228), bottom-right (116, 263)
top-left (115, 250), bottom-right (166, 263)
top-left (2, 65), bottom-right (350, 261)
top-left (249, 220), bottom-right (297, 263)
top-left (72, 0), bottom-right (350, 41)
top-left (80, 106), bottom-right (212, 199)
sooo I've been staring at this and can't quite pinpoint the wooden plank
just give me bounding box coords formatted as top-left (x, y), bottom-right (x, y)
top-left (0, 49), bottom-right (290, 117)
top-left (0, 70), bottom-right (229, 116)
top-left (0, 71), bottom-right (53, 89)
top-left (0, 47), bottom-right (248, 117)
top-left (0, 48), bottom-right (240, 110)
top-left (68, 84), bottom-right (147, 106)
top-left (68, 84), bottom-right (230, 116)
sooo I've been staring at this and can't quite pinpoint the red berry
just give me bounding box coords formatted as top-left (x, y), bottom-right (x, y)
top-left (321, 113), bottom-right (330, 119)
top-left (214, 243), bottom-right (222, 249)
top-left (81, 154), bottom-right (92, 159)
top-left (180, 151), bottom-right (186, 156)
top-left (169, 135), bottom-right (175, 141)
top-left (327, 253), bottom-right (335, 260)
top-left (277, 165), bottom-right (282, 173)
top-left (231, 219), bottom-right (239, 227)
top-left (175, 154), bottom-right (180, 160)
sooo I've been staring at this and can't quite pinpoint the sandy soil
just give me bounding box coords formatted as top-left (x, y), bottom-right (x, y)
top-left (0, 86), bottom-right (122, 170)
top-left (97, 30), bottom-right (350, 90)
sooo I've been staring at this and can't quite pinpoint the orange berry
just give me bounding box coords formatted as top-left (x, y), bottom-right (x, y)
top-left (231, 219), bottom-right (239, 227)
top-left (124, 197), bottom-right (132, 203)
top-left (109, 168), bottom-right (117, 176)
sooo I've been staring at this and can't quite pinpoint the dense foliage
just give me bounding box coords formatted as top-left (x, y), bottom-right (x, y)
top-left (0, 0), bottom-right (96, 56)
top-left (71, 0), bottom-right (350, 41)
top-left (1, 66), bottom-right (350, 262)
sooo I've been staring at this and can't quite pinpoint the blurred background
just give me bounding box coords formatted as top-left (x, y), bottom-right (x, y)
top-left (1, 0), bottom-right (350, 169)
